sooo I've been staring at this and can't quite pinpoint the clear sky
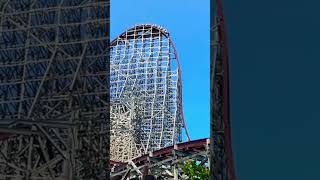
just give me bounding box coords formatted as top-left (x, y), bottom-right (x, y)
top-left (111, 0), bottom-right (210, 141)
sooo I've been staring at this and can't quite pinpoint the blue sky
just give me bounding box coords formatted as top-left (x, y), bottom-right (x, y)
top-left (111, 0), bottom-right (210, 141)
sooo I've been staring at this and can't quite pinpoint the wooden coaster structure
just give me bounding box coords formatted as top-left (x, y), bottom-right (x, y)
top-left (110, 24), bottom-right (190, 162)
top-left (0, 1), bottom-right (109, 179)
top-left (110, 138), bottom-right (209, 180)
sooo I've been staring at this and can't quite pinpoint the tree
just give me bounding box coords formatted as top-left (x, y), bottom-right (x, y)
top-left (182, 160), bottom-right (209, 180)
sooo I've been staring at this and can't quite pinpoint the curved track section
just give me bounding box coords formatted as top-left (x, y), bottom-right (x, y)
top-left (111, 138), bottom-right (209, 179)
top-left (110, 24), bottom-right (190, 162)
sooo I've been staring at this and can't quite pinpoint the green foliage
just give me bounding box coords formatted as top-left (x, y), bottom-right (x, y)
top-left (182, 160), bottom-right (209, 180)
